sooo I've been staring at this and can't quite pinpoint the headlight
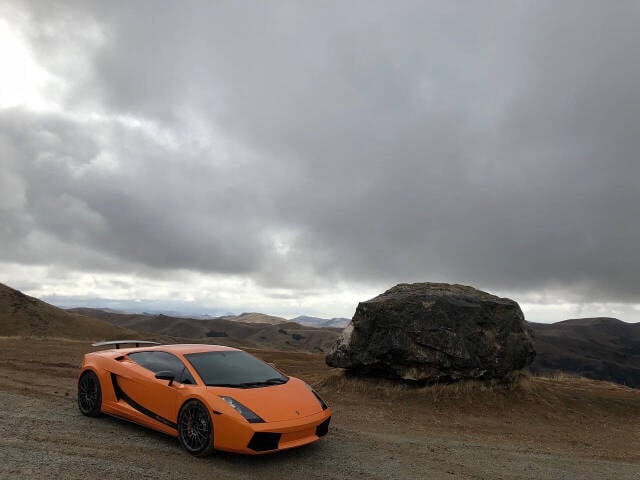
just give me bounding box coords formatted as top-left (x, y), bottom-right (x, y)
top-left (305, 383), bottom-right (328, 410)
top-left (219, 396), bottom-right (265, 423)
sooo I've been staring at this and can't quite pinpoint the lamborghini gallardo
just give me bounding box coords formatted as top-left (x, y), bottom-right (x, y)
top-left (77, 341), bottom-right (331, 456)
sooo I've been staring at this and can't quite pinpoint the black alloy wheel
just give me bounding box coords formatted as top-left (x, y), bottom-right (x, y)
top-left (178, 400), bottom-right (215, 457)
top-left (78, 371), bottom-right (102, 417)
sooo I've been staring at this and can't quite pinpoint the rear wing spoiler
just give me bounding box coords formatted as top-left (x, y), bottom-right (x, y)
top-left (91, 340), bottom-right (161, 349)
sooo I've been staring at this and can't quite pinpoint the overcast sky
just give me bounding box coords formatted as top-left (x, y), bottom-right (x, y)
top-left (1, 1), bottom-right (639, 322)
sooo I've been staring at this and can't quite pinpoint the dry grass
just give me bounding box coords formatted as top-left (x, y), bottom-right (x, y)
top-left (318, 369), bottom-right (536, 403)
top-left (314, 368), bottom-right (640, 461)
top-left (319, 368), bottom-right (639, 401)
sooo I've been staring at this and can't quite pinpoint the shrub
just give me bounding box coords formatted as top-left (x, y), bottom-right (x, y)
top-left (206, 330), bottom-right (228, 337)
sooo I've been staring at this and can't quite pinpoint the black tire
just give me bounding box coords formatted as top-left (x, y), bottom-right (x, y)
top-left (78, 370), bottom-right (102, 417)
top-left (178, 399), bottom-right (215, 457)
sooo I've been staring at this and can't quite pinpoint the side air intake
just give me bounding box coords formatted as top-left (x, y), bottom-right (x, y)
top-left (316, 417), bottom-right (331, 437)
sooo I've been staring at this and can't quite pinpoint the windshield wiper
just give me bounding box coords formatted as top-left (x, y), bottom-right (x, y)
top-left (206, 377), bottom-right (288, 389)
top-left (241, 377), bottom-right (288, 387)
top-left (262, 377), bottom-right (288, 385)
top-left (207, 377), bottom-right (289, 388)
top-left (206, 383), bottom-right (251, 388)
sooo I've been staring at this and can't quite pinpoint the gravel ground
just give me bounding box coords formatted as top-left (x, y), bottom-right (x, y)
top-left (1, 390), bottom-right (638, 480)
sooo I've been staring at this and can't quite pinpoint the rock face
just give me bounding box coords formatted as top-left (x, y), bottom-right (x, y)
top-left (326, 283), bottom-right (535, 382)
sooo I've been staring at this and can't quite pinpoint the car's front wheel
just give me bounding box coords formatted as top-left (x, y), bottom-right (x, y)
top-left (178, 399), bottom-right (215, 456)
top-left (77, 370), bottom-right (102, 417)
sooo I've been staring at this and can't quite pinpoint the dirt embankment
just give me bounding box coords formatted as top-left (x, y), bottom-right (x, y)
top-left (1, 337), bottom-right (639, 479)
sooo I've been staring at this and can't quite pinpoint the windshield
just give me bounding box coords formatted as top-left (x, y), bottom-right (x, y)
top-left (184, 350), bottom-right (288, 388)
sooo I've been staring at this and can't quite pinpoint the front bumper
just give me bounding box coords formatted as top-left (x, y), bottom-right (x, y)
top-left (213, 408), bottom-right (332, 454)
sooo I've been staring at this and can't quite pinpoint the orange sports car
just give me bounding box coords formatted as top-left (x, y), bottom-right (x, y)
top-left (77, 341), bottom-right (331, 456)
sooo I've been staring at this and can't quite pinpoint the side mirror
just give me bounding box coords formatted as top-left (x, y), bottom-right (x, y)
top-left (155, 370), bottom-right (175, 386)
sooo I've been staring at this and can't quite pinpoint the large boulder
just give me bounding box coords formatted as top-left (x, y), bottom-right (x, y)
top-left (325, 283), bottom-right (535, 382)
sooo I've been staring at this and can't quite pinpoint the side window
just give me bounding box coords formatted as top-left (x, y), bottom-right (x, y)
top-left (128, 351), bottom-right (196, 385)
top-left (127, 351), bottom-right (153, 371)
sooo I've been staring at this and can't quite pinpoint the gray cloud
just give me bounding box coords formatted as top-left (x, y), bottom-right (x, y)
top-left (2, 1), bottom-right (640, 314)
top-left (0, 108), bottom-right (284, 275)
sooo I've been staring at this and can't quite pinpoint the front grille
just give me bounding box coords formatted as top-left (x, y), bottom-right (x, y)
top-left (315, 417), bottom-right (331, 437)
top-left (248, 432), bottom-right (282, 452)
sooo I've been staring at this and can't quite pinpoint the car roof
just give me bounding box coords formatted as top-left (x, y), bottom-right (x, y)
top-left (92, 343), bottom-right (242, 356)
top-left (150, 344), bottom-right (241, 354)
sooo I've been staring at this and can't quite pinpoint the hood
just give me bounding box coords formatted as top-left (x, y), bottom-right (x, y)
top-left (208, 377), bottom-right (323, 422)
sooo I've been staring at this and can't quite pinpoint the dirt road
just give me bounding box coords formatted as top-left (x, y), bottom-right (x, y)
top-left (1, 338), bottom-right (638, 479)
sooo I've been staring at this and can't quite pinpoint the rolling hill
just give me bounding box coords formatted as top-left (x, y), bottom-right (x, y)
top-left (529, 318), bottom-right (640, 387)
top-left (0, 283), bottom-right (136, 340)
top-left (290, 315), bottom-right (351, 328)
top-left (69, 307), bottom-right (340, 352)
top-left (219, 312), bottom-right (287, 325)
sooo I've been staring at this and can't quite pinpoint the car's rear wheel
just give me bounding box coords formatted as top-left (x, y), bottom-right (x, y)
top-left (78, 370), bottom-right (102, 417)
top-left (178, 400), bottom-right (214, 456)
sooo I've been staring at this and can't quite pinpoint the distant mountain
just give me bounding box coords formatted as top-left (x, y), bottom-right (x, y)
top-left (290, 315), bottom-right (350, 329)
top-left (69, 308), bottom-right (339, 352)
top-left (219, 312), bottom-right (287, 325)
top-left (96, 309), bottom-right (287, 324)
top-left (0, 283), bottom-right (136, 340)
top-left (529, 317), bottom-right (640, 388)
